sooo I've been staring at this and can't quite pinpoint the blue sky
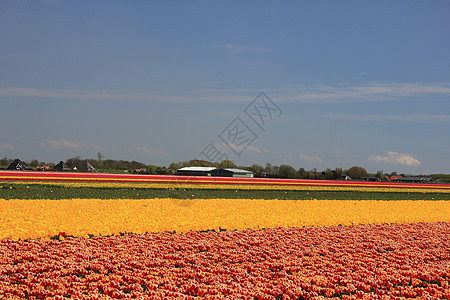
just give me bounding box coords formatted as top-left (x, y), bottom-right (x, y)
top-left (1, 0), bottom-right (449, 174)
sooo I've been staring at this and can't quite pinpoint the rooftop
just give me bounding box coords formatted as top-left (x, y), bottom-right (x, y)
top-left (177, 167), bottom-right (217, 172)
top-left (223, 168), bottom-right (253, 173)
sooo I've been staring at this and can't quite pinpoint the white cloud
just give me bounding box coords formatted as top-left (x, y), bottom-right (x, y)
top-left (2, 82), bottom-right (450, 104)
top-left (246, 145), bottom-right (262, 153)
top-left (0, 81), bottom-right (450, 103)
top-left (0, 144), bottom-right (14, 151)
top-left (273, 82), bottom-right (450, 103)
top-left (45, 139), bottom-right (81, 149)
top-left (298, 153), bottom-right (325, 164)
top-left (325, 113), bottom-right (450, 122)
top-left (368, 151), bottom-right (420, 167)
top-left (0, 87), bottom-right (123, 100)
top-left (0, 86), bottom-right (251, 104)
top-left (42, 139), bottom-right (106, 152)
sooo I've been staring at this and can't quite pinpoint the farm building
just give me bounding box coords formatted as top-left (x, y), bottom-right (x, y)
top-left (341, 174), bottom-right (351, 180)
top-left (7, 159), bottom-right (28, 170)
top-left (361, 177), bottom-right (380, 182)
top-left (36, 165), bottom-right (50, 171)
top-left (211, 168), bottom-right (254, 178)
top-left (393, 177), bottom-right (432, 183)
top-left (53, 161), bottom-right (71, 171)
top-left (176, 167), bottom-right (216, 176)
top-left (176, 167), bottom-right (254, 177)
top-left (390, 175), bottom-right (402, 181)
top-left (80, 160), bottom-right (95, 171)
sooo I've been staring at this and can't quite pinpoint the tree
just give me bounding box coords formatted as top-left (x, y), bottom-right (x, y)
top-left (155, 166), bottom-right (167, 174)
top-left (297, 168), bottom-right (307, 179)
top-left (102, 159), bottom-right (118, 169)
top-left (189, 159), bottom-right (215, 167)
top-left (117, 160), bottom-right (128, 170)
top-left (29, 159), bottom-right (39, 167)
top-left (375, 171), bottom-right (384, 179)
top-left (345, 166), bottom-right (368, 179)
top-left (97, 152), bottom-right (104, 169)
top-left (335, 168), bottom-right (343, 179)
top-left (273, 165), bottom-right (280, 175)
top-left (323, 168), bottom-right (333, 180)
top-left (168, 162), bottom-right (180, 173)
top-left (66, 156), bottom-right (83, 169)
top-left (130, 161), bottom-right (146, 170)
top-left (249, 164), bottom-right (264, 177)
top-left (1, 157), bottom-right (11, 167)
top-left (145, 165), bottom-right (157, 174)
top-left (264, 163), bottom-right (273, 174)
top-left (219, 160), bottom-right (237, 169)
top-left (279, 165), bottom-right (297, 179)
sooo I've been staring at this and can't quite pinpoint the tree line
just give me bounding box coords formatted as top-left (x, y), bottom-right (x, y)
top-left (67, 157), bottom-right (372, 180)
top-left (170, 160), bottom-right (370, 180)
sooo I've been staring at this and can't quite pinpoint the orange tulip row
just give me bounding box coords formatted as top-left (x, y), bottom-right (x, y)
top-left (1, 222), bottom-right (449, 299)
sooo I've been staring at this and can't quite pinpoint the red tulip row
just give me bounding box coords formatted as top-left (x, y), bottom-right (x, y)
top-left (1, 222), bottom-right (449, 299)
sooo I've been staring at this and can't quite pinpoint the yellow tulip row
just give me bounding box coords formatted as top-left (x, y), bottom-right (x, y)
top-left (5, 180), bottom-right (450, 193)
top-left (1, 198), bottom-right (448, 240)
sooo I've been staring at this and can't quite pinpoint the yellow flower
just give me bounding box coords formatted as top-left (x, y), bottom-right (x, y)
top-left (3, 179), bottom-right (449, 193)
top-left (0, 198), bottom-right (448, 240)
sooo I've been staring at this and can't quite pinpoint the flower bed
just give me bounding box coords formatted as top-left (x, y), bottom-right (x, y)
top-left (1, 198), bottom-right (449, 240)
top-left (1, 172), bottom-right (449, 298)
top-left (1, 223), bottom-right (449, 299)
top-left (1, 171), bottom-right (449, 193)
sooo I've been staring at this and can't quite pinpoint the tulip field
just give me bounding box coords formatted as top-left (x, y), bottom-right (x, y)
top-left (0, 171), bottom-right (449, 299)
